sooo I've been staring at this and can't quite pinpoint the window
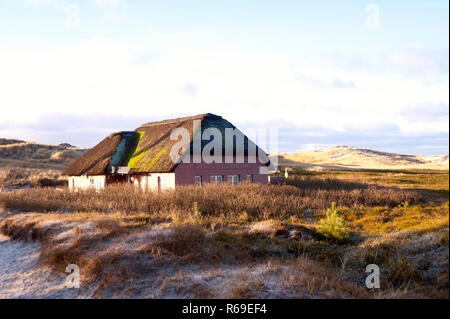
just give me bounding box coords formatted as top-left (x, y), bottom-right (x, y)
top-left (194, 176), bottom-right (202, 186)
top-left (227, 175), bottom-right (239, 185)
top-left (210, 176), bottom-right (223, 184)
top-left (246, 175), bottom-right (253, 183)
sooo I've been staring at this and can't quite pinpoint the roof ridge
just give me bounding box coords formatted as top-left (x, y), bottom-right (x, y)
top-left (137, 113), bottom-right (220, 129)
top-left (107, 131), bottom-right (136, 138)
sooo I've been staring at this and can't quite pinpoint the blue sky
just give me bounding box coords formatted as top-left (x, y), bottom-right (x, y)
top-left (0, 0), bottom-right (448, 154)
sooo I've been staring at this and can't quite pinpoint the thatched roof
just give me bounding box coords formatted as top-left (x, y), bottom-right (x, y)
top-left (63, 113), bottom-right (269, 176)
top-left (63, 131), bottom-right (138, 176)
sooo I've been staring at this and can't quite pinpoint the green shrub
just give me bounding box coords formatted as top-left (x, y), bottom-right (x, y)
top-left (316, 202), bottom-right (349, 243)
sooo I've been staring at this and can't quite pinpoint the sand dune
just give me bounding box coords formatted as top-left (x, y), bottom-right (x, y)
top-left (0, 234), bottom-right (79, 298)
top-left (0, 138), bottom-right (87, 188)
top-left (0, 138), bottom-right (86, 170)
top-left (1, 138), bottom-right (448, 171)
top-left (275, 145), bottom-right (449, 171)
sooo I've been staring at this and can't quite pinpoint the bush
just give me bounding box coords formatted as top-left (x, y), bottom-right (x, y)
top-left (316, 202), bottom-right (349, 243)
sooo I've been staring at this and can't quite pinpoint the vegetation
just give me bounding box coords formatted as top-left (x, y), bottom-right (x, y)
top-left (278, 168), bottom-right (449, 198)
top-left (0, 169), bottom-right (448, 298)
top-left (316, 203), bottom-right (349, 243)
top-left (0, 178), bottom-right (422, 216)
top-left (0, 167), bottom-right (66, 188)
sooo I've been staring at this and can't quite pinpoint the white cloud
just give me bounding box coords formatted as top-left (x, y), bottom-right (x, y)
top-left (92, 0), bottom-right (120, 9)
top-left (388, 47), bottom-right (449, 78)
top-left (100, 13), bottom-right (127, 23)
top-left (26, 0), bottom-right (52, 6)
top-left (0, 36), bottom-right (448, 147)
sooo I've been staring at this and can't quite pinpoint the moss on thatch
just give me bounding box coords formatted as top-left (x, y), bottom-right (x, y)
top-left (64, 113), bottom-right (269, 176)
top-left (107, 131), bottom-right (140, 172)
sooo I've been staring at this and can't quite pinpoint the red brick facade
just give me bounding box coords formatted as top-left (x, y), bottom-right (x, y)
top-left (174, 156), bottom-right (268, 186)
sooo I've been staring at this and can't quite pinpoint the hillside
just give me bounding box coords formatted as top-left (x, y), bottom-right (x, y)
top-left (2, 138), bottom-right (448, 172)
top-left (0, 138), bottom-right (86, 170)
top-left (0, 139), bottom-right (448, 299)
top-left (276, 145), bottom-right (449, 171)
top-left (0, 138), bottom-right (87, 188)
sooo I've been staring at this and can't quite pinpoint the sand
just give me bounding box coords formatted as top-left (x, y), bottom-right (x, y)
top-left (274, 145), bottom-right (449, 171)
top-left (0, 234), bottom-right (80, 298)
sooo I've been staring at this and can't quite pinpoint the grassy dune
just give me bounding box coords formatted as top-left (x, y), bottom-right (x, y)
top-left (0, 138), bottom-right (86, 188)
top-left (280, 168), bottom-right (449, 199)
top-left (0, 171), bottom-right (448, 298)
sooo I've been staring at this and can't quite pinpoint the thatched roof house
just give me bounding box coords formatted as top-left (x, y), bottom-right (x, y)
top-left (64, 113), bottom-right (271, 191)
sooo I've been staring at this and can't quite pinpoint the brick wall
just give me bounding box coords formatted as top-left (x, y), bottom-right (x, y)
top-left (174, 156), bottom-right (268, 185)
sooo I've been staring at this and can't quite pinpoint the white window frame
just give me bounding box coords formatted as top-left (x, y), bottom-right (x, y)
top-left (246, 174), bottom-right (253, 183)
top-left (210, 175), bottom-right (223, 184)
top-left (194, 176), bottom-right (202, 186)
top-left (227, 175), bottom-right (239, 185)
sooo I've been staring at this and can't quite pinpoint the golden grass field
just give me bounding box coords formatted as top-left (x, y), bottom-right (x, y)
top-left (0, 168), bottom-right (448, 298)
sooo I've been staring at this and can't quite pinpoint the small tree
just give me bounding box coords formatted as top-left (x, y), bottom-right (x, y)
top-left (316, 202), bottom-right (349, 243)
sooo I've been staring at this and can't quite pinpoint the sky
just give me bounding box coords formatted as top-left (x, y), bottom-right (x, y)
top-left (0, 0), bottom-right (448, 154)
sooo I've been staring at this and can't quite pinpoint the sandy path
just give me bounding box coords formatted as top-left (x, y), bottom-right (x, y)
top-left (0, 234), bottom-right (81, 298)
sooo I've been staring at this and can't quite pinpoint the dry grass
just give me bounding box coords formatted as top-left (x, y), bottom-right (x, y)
top-left (0, 172), bottom-right (447, 299)
top-left (0, 213), bottom-right (368, 298)
top-left (0, 178), bottom-right (422, 217)
top-left (282, 169), bottom-right (449, 199)
top-left (0, 167), bottom-right (66, 188)
top-left (226, 257), bottom-right (368, 299)
top-left (344, 202), bottom-right (449, 235)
